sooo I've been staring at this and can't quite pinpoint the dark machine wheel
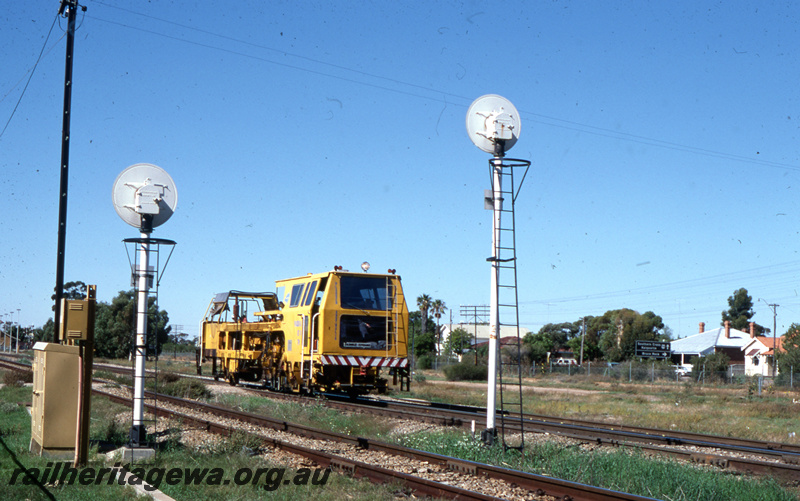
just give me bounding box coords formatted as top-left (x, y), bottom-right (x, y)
top-left (228, 373), bottom-right (239, 386)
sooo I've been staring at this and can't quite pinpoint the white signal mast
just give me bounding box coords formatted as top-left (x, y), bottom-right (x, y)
top-left (466, 95), bottom-right (529, 446)
top-left (112, 163), bottom-right (177, 454)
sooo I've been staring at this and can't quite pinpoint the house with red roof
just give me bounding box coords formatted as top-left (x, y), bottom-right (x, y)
top-left (741, 336), bottom-right (784, 377)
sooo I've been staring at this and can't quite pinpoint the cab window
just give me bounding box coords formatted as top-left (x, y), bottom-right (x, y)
top-left (303, 280), bottom-right (318, 307)
top-left (340, 276), bottom-right (390, 311)
top-left (289, 284), bottom-right (305, 307)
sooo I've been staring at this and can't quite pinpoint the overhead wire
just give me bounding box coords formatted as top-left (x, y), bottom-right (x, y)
top-left (3, 3), bottom-right (796, 332)
top-left (79, 3), bottom-right (798, 328)
top-left (0, 11), bottom-right (63, 141)
top-left (521, 260), bottom-right (800, 306)
top-left (83, 15), bottom-right (446, 104)
top-left (517, 260), bottom-right (800, 332)
top-left (81, 1), bottom-right (798, 172)
top-left (4, 2), bottom-right (797, 172)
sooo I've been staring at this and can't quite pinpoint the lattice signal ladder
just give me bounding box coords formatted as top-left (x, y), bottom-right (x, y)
top-left (493, 163), bottom-right (526, 452)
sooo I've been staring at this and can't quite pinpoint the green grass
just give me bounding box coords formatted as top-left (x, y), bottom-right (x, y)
top-left (94, 356), bottom-right (199, 377)
top-left (398, 429), bottom-right (798, 501)
top-left (0, 386), bottom-right (140, 500)
top-left (150, 437), bottom-right (403, 501)
top-left (404, 376), bottom-right (800, 444)
top-left (213, 393), bottom-right (395, 438)
top-left (0, 384), bottom-right (407, 500)
top-left (152, 374), bottom-right (213, 400)
top-left (93, 370), bottom-right (133, 386)
top-left (9, 362), bottom-right (799, 500)
top-left (89, 395), bottom-right (130, 447)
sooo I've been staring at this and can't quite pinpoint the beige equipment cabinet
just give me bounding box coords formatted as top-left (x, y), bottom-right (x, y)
top-left (30, 342), bottom-right (79, 457)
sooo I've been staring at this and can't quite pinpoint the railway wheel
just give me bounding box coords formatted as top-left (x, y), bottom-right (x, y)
top-left (228, 373), bottom-right (239, 386)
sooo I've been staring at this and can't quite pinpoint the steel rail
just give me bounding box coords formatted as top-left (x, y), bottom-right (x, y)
top-left (7, 357), bottom-right (798, 483)
top-left (380, 396), bottom-right (800, 458)
top-left (94, 387), bottom-right (657, 501)
top-left (87, 360), bottom-right (800, 460)
top-left (347, 396), bottom-right (800, 482)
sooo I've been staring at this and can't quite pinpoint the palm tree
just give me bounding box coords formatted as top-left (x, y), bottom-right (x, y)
top-left (413, 294), bottom-right (433, 368)
top-left (416, 294), bottom-right (432, 337)
top-left (431, 299), bottom-right (447, 355)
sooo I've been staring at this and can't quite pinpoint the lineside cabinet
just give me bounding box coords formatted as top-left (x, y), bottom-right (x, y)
top-left (30, 342), bottom-right (79, 457)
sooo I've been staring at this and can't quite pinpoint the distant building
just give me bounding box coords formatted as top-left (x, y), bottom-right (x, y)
top-left (670, 321), bottom-right (754, 366)
top-left (439, 323), bottom-right (530, 353)
top-left (742, 336), bottom-right (784, 377)
top-left (473, 335), bottom-right (525, 351)
top-left (0, 332), bottom-right (13, 351)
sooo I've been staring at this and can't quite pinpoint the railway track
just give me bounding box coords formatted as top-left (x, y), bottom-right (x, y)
top-left (350, 395), bottom-right (800, 483)
top-left (4, 355), bottom-right (800, 485)
top-left (93, 384), bottom-right (657, 501)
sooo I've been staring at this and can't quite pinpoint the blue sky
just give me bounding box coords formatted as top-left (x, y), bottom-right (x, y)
top-left (2, 1), bottom-right (799, 341)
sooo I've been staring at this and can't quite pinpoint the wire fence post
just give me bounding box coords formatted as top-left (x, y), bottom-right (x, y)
top-left (629, 361), bottom-right (632, 382)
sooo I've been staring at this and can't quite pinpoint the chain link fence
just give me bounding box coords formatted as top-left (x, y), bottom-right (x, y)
top-left (525, 360), bottom-right (798, 389)
top-left (415, 355), bottom-right (800, 390)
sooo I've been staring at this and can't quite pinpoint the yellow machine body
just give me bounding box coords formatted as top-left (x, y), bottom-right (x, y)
top-left (200, 270), bottom-right (409, 394)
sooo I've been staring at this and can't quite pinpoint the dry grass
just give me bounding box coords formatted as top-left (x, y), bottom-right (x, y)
top-left (406, 374), bottom-right (800, 444)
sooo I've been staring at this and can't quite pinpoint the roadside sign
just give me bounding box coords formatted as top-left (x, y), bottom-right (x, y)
top-left (635, 340), bottom-right (671, 359)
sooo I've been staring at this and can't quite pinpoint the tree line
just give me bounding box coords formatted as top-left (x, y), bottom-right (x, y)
top-left (31, 281), bottom-right (174, 359)
top-left (17, 283), bottom-right (800, 373)
top-left (408, 287), bottom-right (800, 375)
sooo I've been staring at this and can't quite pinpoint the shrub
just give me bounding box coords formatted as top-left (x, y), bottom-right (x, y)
top-left (3, 370), bottom-right (33, 387)
top-left (692, 352), bottom-right (731, 383)
top-left (161, 342), bottom-right (197, 354)
top-left (144, 371), bottom-right (181, 391)
top-left (443, 362), bottom-right (488, 381)
top-left (161, 378), bottom-right (212, 400)
top-left (159, 372), bottom-right (181, 384)
top-left (96, 417), bottom-right (128, 445)
top-left (0, 401), bottom-right (19, 413)
top-left (416, 354), bottom-right (433, 370)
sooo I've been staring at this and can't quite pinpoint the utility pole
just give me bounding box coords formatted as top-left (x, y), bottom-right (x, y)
top-left (15, 309), bottom-right (20, 354)
top-left (53, 0), bottom-right (86, 341)
top-left (760, 299), bottom-right (779, 377)
top-left (449, 309), bottom-right (454, 358)
top-left (769, 303), bottom-right (779, 377)
top-left (579, 317), bottom-right (585, 365)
